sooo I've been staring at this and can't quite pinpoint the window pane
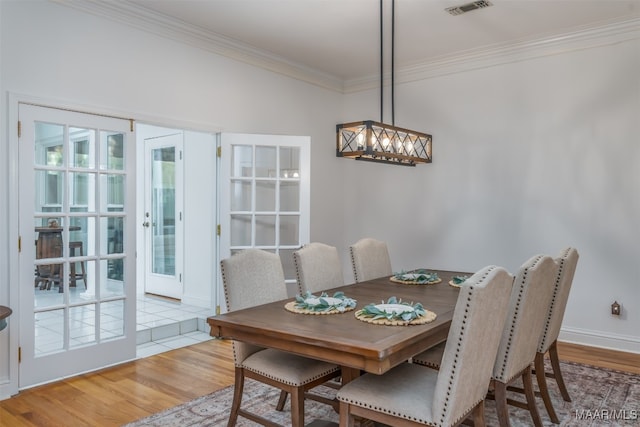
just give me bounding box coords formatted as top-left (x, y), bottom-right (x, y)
top-left (230, 214), bottom-right (252, 246)
top-left (255, 146), bottom-right (276, 177)
top-left (230, 180), bottom-right (252, 211)
top-left (255, 215), bottom-right (276, 246)
top-left (256, 181), bottom-right (276, 211)
top-left (35, 310), bottom-right (64, 356)
top-left (279, 249), bottom-right (296, 282)
top-left (100, 300), bottom-right (124, 340)
top-left (231, 145), bottom-right (252, 177)
top-left (101, 258), bottom-right (125, 298)
top-left (69, 127), bottom-right (96, 169)
top-left (69, 172), bottom-right (96, 211)
top-left (69, 304), bottom-right (96, 348)
top-left (279, 147), bottom-right (300, 178)
top-left (280, 216), bottom-right (299, 246)
top-left (69, 260), bottom-right (95, 304)
top-left (35, 170), bottom-right (64, 211)
top-left (280, 181), bottom-right (300, 212)
top-left (34, 262), bottom-right (64, 308)
top-left (100, 132), bottom-right (125, 170)
top-left (35, 122), bottom-right (64, 167)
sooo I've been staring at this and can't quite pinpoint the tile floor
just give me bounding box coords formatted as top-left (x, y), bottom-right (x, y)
top-left (136, 294), bottom-right (214, 358)
top-left (33, 286), bottom-right (214, 359)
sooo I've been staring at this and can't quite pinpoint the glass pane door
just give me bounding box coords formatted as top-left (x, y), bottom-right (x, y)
top-left (219, 133), bottom-right (310, 308)
top-left (143, 133), bottom-right (183, 299)
top-left (19, 104), bottom-right (136, 388)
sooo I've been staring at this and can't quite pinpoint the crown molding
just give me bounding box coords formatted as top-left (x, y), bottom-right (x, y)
top-left (345, 17), bottom-right (640, 93)
top-left (51, 1), bottom-right (637, 95)
top-left (50, 0), bottom-right (345, 93)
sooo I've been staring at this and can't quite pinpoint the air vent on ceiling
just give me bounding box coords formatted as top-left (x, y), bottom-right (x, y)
top-left (445, 0), bottom-right (493, 16)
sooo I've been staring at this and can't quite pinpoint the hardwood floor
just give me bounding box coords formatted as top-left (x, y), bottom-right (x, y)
top-left (0, 339), bottom-right (638, 426)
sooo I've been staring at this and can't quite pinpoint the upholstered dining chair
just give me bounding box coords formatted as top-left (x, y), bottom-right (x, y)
top-left (293, 242), bottom-right (345, 294)
top-left (349, 237), bottom-right (392, 283)
top-left (531, 247), bottom-right (579, 423)
top-left (336, 265), bottom-right (514, 427)
top-left (220, 249), bottom-right (341, 427)
top-left (412, 254), bottom-right (559, 427)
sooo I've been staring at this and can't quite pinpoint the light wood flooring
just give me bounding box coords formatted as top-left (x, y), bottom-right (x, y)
top-left (0, 339), bottom-right (638, 426)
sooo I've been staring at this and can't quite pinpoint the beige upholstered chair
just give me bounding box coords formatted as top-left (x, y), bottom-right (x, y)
top-left (349, 237), bottom-right (392, 282)
top-left (412, 254), bottom-right (559, 427)
top-left (532, 247), bottom-right (579, 423)
top-left (220, 249), bottom-right (341, 427)
top-left (336, 265), bottom-right (514, 427)
top-left (293, 242), bottom-right (345, 294)
top-left (491, 255), bottom-right (559, 427)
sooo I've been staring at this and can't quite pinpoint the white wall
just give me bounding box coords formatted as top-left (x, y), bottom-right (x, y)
top-left (0, 0), bottom-right (638, 399)
top-left (342, 37), bottom-right (640, 351)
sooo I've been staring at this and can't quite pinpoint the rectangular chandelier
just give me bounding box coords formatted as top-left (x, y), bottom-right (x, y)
top-left (336, 120), bottom-right (432, 166)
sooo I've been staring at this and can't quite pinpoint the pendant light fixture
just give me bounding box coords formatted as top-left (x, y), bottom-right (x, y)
top-left (336, 0), bottom-right (432, 166)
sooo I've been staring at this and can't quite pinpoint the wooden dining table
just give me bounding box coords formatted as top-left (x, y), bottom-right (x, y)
top-left (207, 269), bottom-right (470, 383)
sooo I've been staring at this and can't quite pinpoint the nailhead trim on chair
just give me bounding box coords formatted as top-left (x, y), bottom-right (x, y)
top-left (244, 363), bottom-right (340, 386)
top-left (538, 248), bottom-right (569, 353)
top-left (496, 254), bottom-right (544, 382)
top-left (438, 266), bottom-right (495, 427)
top-left (219, 260), bottom-right (242, 366)
top-left (349, 246), bottom-right (360, 283)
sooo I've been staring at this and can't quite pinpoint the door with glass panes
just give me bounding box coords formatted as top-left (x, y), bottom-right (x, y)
top-left (218, 133), bottom-right (310, 310)
top-left (18, 103), bottom-right (136, 388)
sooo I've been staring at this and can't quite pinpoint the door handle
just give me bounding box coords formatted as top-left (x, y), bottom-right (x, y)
top-left (142, 221), bottom-right (150, 228)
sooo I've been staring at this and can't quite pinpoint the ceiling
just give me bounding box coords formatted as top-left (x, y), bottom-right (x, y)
top-left (67, 0), bottom-right (640, 89)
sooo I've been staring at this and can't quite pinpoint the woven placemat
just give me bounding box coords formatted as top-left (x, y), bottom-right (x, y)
top-left (390, 276), bottom-right (442, 285)
top-left (284, 301), bottom-right (355, 315)
top-left (354, 309), bottom-right (437, 326)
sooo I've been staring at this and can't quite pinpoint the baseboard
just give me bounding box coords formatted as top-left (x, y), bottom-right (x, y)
top-left (179, 295), bottom-right (212, 309)
top-left (559, 326), bottom-right (640, 354)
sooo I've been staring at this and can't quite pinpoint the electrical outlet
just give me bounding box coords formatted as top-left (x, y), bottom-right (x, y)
top-left (611, 301), bottom-right (621, 316)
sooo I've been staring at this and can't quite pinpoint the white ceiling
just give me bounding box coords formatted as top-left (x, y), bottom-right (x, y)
top-left (65, 0), bottom-right (640, 89)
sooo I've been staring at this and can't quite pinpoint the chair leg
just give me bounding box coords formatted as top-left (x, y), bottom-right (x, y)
top-left (549, 340), bottom-right (571, 402)
top-left (494, 381), bottom-right (512, 427)
top-left (522, 368), bottom-right (544, 427)
top-left (535, 352), bottom-right (560, 423)
top-left (290, 387), bottom-right (305, 427)
top-left (227, 367), bottom-right (245, 427)
top-left (276, 390), bottom-right (288, 411)
top-left (470, 401), bottom-right (486, 427)
top-left (339, 401), bottom-right (355, 427)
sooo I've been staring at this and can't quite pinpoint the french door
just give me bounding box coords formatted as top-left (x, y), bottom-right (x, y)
top-left (18, 104), bottom-right (136, 387)
top-left (143, 133), bottom-right (183, 299)
top-left (218, 133), bottom-right (310, 310)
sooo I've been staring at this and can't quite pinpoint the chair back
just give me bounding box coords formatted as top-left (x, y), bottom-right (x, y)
top-left (349, 238), bottom-right (392, 282)
top-left (432, 265), bottom-right (513, 426)
top-left (492, 255), bottom-right (559, 383)
top-left (538, 247), bottom-right (579, 353)
top-left (220, 249), bottom-right (287, 365)
top-left (294, 242), bottom-right (344, 294)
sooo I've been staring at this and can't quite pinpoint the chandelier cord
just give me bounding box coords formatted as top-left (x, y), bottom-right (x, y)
top-left (391, 0), bottom-right (395, 126)
top-left (380, 0), bottom-right (384, 124)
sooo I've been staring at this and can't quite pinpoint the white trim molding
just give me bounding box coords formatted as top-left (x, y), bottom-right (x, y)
top-left (52, 1), bottom-right (639, 95)
top-left (560, 326), bottom-right (640, 355)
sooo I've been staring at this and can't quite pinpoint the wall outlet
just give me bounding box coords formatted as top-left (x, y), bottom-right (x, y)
top-left (611, 301), bottom-right (621, 316)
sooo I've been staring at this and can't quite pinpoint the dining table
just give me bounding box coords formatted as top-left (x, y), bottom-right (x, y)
top-left (207, 268), bottom-right (471, 385)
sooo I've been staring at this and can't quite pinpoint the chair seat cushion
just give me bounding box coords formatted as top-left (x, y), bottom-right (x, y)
top-left (336, 363), bottom-right (438, 424)
top-left (242, 349), bottom-right (339, 386)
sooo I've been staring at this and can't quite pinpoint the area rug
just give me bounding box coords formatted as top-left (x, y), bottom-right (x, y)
top-left (124, 361), bottom-right (639, 426)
